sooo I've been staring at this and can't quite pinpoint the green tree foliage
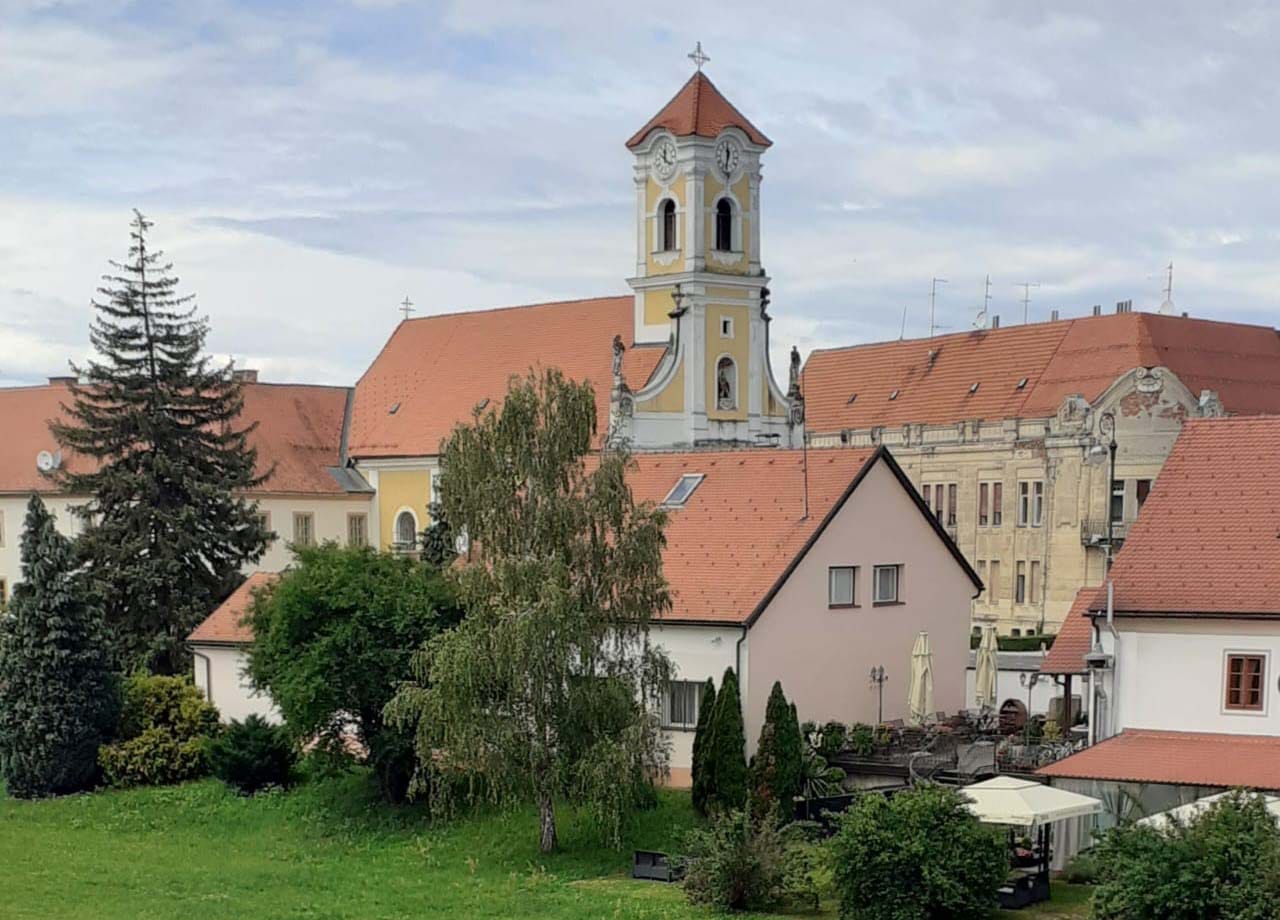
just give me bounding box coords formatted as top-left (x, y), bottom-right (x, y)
top-left (417, 499), bottom-right (457, 569)
top-left (386, 369), bottom-right (672, 853)
top-left (704, 667), bottom-right (748, 813)
top-left (245, 543), bottom-right (462, 803)
top-left (49, 211), bottom-right (270, 674)
top-left (208, 715), bottom-right (296, 795)
top-left (98, 673), bottom-right (219, 787)
top-left (0, 496), bottom-right (116, 798)
top-left (1091, 790), bottom-right (1280, 919)
top-left (830, 784), bottom-right (1007, 920)
top-left (682, 808), bottom-right (820, 912)
top-left (690, 677), bottom-right (717, 816)
top-left (750, 682), bottom-right (804, 819)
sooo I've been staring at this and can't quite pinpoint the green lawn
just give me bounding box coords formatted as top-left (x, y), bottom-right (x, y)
top-left (0, 771), bottom-right (1091, 919)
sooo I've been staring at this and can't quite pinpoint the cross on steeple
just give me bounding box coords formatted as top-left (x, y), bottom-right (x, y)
top-left (399, 296), bottom-right (415, 320)
top-left (687, 41), bottom-right (710, 72)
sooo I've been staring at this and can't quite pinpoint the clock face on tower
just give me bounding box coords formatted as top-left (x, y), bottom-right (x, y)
top-left (714, 138), bottom-right (740, 178)
top-left (653, 138), bottom-right (678, 180)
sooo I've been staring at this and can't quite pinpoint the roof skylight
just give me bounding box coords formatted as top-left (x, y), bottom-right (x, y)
top-left (847, 393), bottom-right (858, 404)
top-left (969, 382), bottom-right (980, 394)
top-left (1016, 377), bottom-right (1029, 390)
top-left (889, 389), bottom-right (899, 400)
top-left (662, 473), bottom-right (705, 507)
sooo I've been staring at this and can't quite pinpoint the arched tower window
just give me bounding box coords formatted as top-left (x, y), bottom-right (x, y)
top-left (714, 198), bottom-right (733, 252)
top-left (395, 510), bottom-right (417, 549)
top-left (659, 199), bottom-right (677, 252)
top-left (716, 356), bottom-right (738, 411)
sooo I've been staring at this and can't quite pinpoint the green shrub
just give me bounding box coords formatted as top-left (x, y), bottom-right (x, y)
top-left (682, 809), bottom-right (819, 912)
top-left (704, 667), bottom-right (748, 813)
top-left (817, 721), bottom-right (847, 760)
top-left (98, 673), bottom-right (219, 787)
top-left (1091, 789), bottom-right (1280, 919)
top-left (831, 785), bottom-right (1007, 920)
top-left (1064, 849), bottom-right (1100, 885)
top-left (847, 722), bottom-right (874, 758)
top-left (208, 715), bottom-right (296, 795)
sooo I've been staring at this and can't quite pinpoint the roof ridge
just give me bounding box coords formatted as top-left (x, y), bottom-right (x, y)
top-left (401, 294), bottom-right (629, 324)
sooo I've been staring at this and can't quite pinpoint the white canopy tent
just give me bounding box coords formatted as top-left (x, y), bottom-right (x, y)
top-left (1138, 792), bottom-right (1280, 830)
top-left (961, 776), bottom-right (1103, 827)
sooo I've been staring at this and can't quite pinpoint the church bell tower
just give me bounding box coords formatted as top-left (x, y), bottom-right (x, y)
top-left (610, 48), bottom-right (803, 450)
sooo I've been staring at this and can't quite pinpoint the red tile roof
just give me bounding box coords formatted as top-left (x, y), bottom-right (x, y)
top-left (626, 72), bottom-right (771, 149)
top-left (0, 381), bottom-right (352, 496)
top-left (188, 572), bottom-right (278, 645)
top-left (347, 297), bottom-right (666, 460)
top-left (1102, 416), bottom-right (1280, 616)
top-left (1039, 729), bottom-right (1280, 790)
top-left (804, 312), bottom-right (1280, 433)
top-left (629, 448), bottom-right (876, 623)
top-left (1040, 587), bottom-right (1101, 674)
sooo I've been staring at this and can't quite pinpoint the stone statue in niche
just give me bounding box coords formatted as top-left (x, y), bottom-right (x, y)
top-left (716, 357), bottom-right (735, 410)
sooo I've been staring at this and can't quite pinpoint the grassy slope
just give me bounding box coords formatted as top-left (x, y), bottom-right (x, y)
top-left (0, 773), bottom-right (1090, 919)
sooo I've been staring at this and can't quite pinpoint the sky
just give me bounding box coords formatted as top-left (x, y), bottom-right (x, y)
top-left (4, 0), bottom-right (1280, 388)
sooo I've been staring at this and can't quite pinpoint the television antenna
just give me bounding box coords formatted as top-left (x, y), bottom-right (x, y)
top-left (1017, 281), bottom-right (1041, 324)
top-left (929, 277), bottom-right (948, 338)
top-left (1158, 261), bottom-right (1175, 314)
top-left (974, 274), bottom-right (992, 328)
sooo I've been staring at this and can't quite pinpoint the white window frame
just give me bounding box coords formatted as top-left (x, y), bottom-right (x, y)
top-left (662, 473), bottom-right (705, 507)
top-left (720, 316), bottom-right (734, 338)
top-left (393, 508), bottom-right (419, 550)
top-left (714, 354), bottom-right (739, 411)
top-left (347, 512), bottom-right (368, 548)
top-left (828, 565), bottom-right (857, 607)
top-left (872, 565), bottom-right (901, 604)
top-left (662, 679), bottom-right (703, 730)
top-left (292, 511), bottom-right (315, 547)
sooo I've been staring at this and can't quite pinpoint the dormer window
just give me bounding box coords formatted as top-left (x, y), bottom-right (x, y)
top-left (716, 356), bottom-right (738, 410)
top-left (714, 198), bottom-right (733, 252)
top-left (659, 199), bottom-right (677, 252)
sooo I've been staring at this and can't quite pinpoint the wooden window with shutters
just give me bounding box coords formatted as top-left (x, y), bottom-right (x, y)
top-left (1225, 654), bottom-right (1266, 712)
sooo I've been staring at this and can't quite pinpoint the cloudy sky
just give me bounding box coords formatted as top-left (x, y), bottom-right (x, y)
top-left (4, 1), bottom-right (1280, 387)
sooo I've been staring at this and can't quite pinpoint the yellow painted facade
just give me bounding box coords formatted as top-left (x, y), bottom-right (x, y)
top-left (705, 304), bottom-right (750, 421)
top-left (375, 469), bottom-right (432, 550)
top-left (702, 175), bottom-right (750, 274)
top-left (636, 359), bottom-right (684, 413)
top-left (643, 289), bottom-right (677, 327)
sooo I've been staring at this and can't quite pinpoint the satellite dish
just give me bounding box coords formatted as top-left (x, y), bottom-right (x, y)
top-left (35, 450), bottom-right (55, 472)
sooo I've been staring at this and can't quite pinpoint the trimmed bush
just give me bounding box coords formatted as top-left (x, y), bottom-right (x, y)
top-left (1091, 789), bottom-right (1280, 919)
top-left (690, 677), bottom-right (717, 816)
top-left (208, 715), bottom-right (296, 795)
top-left (831, 785), bottom-right (1007, 920)
top-left (682, 808), bottom-right (819, 912)
top-left (705, 667), bottom-right (748, 813)
top-left (817, 720), bottom-right (848, 760)
top-left (98, 673), bottom-right (219, 787)
top-left (0, 496), bottom-right (116, 798)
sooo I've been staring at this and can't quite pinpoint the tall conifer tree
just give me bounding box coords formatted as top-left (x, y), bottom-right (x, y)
top-left (0, 496), bottom-right (116, 797)
top-left (50, 211), bottom-right (269, 673)
top-left (707, 666), bottom-right (748, 812)
top-left (690, 677), bottom-right (717, 815)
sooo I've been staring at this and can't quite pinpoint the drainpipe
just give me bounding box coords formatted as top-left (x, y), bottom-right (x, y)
top-left (1103, 580), bottom-right (1119, 739)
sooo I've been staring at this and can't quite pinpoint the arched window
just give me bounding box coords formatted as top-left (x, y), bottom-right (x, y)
top-left (395, 510), bottom-right (417, 549)
top-left (659, 199), bottom-right (677, 252)
top-left (716, 356), bottom-right (737, 411)
top-left (714, 198), bottom-right (733, 252)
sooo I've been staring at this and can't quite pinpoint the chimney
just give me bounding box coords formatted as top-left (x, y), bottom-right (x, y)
top-left (992, 315), bottom-right (1000, 329)
top-left (1050, 309), bottom-right (1060, 322)
top-left (1092, 304), bottom-right (1102, 316)
top-left (1181, 311), bottom-right (1189, 318)
top-left (1115, 300), bottom-right (1132, 314)
top-left (47, 375), bottom-right (76, 386)
top-left (233, 369), bottom-right (259, 384)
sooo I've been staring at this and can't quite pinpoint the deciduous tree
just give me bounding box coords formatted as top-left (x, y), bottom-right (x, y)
top-left (387, 369), bottom-right (672, 853)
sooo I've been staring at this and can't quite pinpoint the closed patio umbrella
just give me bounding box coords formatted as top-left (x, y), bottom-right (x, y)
top-left (907, 631), bottom-right (934, 726)
top-left (974, 625), bottom-right (999, 708)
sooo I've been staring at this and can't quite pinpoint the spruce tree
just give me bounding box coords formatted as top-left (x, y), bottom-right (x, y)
top-left (751, 680), bottom-right (803, 818)
top-left (707, 666), bottom-right (748, 812)
top-left (50, 211), bottom-right (269, 673)
top-left (0, 496), bottom-right (116, 797)
top-left (690, 677), bottom-right (717, 815)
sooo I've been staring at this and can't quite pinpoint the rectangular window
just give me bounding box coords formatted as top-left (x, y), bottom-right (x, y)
top-left (922, 483), bottom-right (932, 508)
top-left (347, 513), bottom-right (368, 547)
top-left (256, 511), bottom-right (274, 545)
top-left (1015, 561), bottom-right (1027, 604)
top-left (1033, 481), bottom-right (1044, 526)
top-left (1018, 482), bottom-right (1030, 526)
top-left (1110, 479), bottom-right (1125, 524)
top-left (992, 482), bottom-right (1003, 526)
top-left (828, 566), bottom-right (857, 607)
top-left (0, 509), bottom-right (5, 547)
top-left (720, 317), bottom-right (734, 338)
top-left (1019, 481), bottom-right (1044, 526)
top-left (947, 484), bottom-right (957, 527)
top-left (663, 680), bottom-right (702, 729)
top-left (1011, 628), bottom-right (1022, 638)
top-left (978, 483), bottom-right (989, 527)
top-left (932, 486), bottom-right (944, 522)
top-left (293, 512), bottom-right (315, 547)
top-left (1226, 654), bottom-right (1266, 712)
top-left (1030, 560), bottom-right (1041, 603)
top-left (989, 561), bottom-right (1001, 602)
top-left (873, 565), bottom-right (900, 604)
top-left (1136, 478), bottom-right (1152, 511)
top-left (0, 578), bottom-right (6, 605)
